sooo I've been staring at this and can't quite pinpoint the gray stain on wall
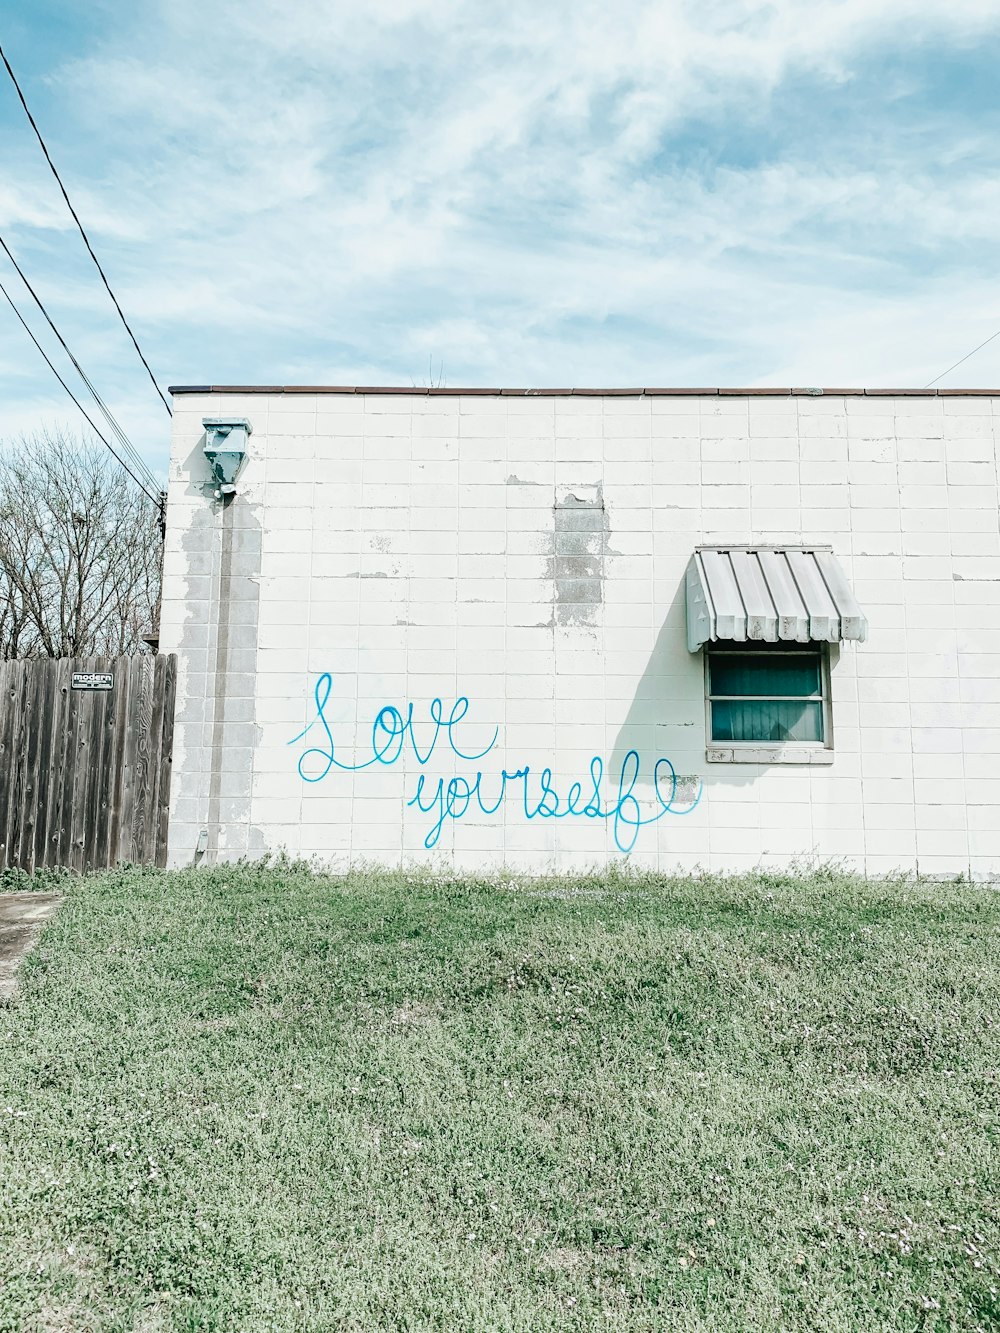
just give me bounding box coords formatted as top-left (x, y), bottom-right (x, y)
top-left (549, 484), bottom-right (608, 625)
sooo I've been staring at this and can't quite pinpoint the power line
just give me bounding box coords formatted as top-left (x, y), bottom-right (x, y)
top-left (0, 233), bottom-right (160, 496)
top-left (0, 276), bottom-right (159, 505)
top-left (0, 277), bottom-right (159, 505)
top-left (0, 41), bottom-right (172, 419)
top-left (0, 233), bottom-right (160, 494)
top-left (925, 327), bottom-right (1000, 389)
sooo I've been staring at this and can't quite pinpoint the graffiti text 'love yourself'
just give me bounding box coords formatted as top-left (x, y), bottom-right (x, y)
top-left (289, 673), bottom-right (701, 852)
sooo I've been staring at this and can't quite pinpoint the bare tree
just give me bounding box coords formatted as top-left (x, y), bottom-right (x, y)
top-left (0, 429), bottom-right (162, 659)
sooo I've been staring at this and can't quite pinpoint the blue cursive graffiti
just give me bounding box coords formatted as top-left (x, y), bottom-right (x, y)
top-left (289, 673), bottom-right (701, 853)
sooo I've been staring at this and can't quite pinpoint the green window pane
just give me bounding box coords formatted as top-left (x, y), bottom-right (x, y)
top-left (711, 699), bottom-right (824, 743)
top-left (709, 654), bottom-right (821, 698)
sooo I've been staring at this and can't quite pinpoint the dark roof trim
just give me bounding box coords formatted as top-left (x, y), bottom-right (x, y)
top-left (168, 385), bottom-right (999, 398)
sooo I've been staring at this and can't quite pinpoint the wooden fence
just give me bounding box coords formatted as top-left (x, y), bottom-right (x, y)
top-left (0, 655), bottom-right (176, 873)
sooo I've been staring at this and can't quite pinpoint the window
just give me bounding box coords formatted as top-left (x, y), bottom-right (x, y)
top-left (706, 645), bottom-right (830, 755)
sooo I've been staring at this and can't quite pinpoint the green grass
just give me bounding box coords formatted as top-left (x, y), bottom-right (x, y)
top-left (1, 864), bottom-right (999, 1332)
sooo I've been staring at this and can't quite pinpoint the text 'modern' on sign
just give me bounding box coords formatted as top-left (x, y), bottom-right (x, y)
top-left (71, 672), bottom-right (114, 691)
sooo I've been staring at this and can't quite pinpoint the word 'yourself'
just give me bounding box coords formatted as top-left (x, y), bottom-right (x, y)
top-left (289, 673), bottom-right (701, 852)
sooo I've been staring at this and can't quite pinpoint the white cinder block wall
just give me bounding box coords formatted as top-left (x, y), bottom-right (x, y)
top-left (158, 389), bottom-right (1000, 878)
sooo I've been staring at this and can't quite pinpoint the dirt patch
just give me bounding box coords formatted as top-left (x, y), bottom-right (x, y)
top-left (0, 893), bottom-right (61, 1002)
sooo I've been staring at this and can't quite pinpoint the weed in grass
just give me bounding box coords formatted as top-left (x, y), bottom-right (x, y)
top-left (0, 865), bottom-right (73, 894)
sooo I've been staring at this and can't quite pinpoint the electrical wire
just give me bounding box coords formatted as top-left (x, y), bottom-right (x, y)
top-left (925, 328), bottom-right (1000, 389)
top-left (0, 277), bottom-right (159, 505)
top-left (0, 234), bottom-right (160, 496)
top-left (0, 41), bottom-right (172, 419)
top-left (0, 234), bottom-right (161, 494)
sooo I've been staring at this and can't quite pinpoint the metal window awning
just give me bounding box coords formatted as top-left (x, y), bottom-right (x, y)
top-left (685, 546), bottom-right (867, 651)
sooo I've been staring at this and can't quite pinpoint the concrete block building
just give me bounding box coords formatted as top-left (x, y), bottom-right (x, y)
top-left (159, 387), bottom-right (1000, 877)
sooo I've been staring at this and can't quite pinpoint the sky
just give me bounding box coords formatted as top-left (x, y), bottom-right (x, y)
top-left (1, 0), bottom-right (1000, 478)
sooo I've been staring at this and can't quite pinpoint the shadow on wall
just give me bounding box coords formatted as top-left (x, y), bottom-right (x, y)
top-left (607, 579), bottom-right (757, 793)
top-left (170, 427), bottom-right (268, 863)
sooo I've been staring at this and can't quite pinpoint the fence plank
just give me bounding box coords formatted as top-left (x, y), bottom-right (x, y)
top-left (15, 662), bottom-right (38, 871)
top-left (5, 663), bottom-right (32, 874)
top-left (0, 661), bottom-right (15, 869)
top-left (0, 661), bottom-right (16, 870)
top-left (129, 657), bottom-right (155, 862)
top-left (34, 658), bottom-right (67, 872)
top-left (24, 658), bottom-right (56, 874)
top-left (95, 656), bottom-right (117, 867)
top-left (119, 657), bottom-right (140, 866)
top-left (141, 655), bottom-right (167, 867)
top-left (154, 655), bottom-right (177, 867)
top-left (67, 657), bottom-right (96, 874)
top-left (53, 663), bottom-right (79, 869)
top-left (80, 656), bottom-right (108, 873)
top-left (100, 657), bottom-right (129, 869)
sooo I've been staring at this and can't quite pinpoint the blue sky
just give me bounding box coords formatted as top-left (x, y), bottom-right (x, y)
top-left (2, 0), bottom-right (1000, 476)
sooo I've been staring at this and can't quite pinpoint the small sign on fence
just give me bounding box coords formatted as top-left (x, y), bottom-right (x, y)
top-left (71, 672), bottom-right (114, 691)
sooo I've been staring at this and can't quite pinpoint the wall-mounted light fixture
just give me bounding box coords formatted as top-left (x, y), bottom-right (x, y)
top-left (202, 417), bottom-right (252, 497)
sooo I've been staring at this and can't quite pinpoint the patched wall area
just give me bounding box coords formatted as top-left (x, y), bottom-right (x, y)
top-left (550, 484), bottom-right (608, 626)
top-left (160, 390), bottom-right (1000, 878)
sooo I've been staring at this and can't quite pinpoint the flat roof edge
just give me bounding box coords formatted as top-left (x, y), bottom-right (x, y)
top-left (168, 385), bottom-right (1000, 398)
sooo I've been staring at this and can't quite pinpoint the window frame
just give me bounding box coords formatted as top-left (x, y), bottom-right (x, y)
top-left (703, 643), bottom-right (835, 765)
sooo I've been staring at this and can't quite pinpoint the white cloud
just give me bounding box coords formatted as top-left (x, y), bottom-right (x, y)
top-left (0, 0), bottom-right (999, 454)
top-left (0, 182), bottom-right (73, 232)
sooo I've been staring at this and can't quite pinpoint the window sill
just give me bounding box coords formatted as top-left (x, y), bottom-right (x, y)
top-left (706, 746), bottom-right (834, 765)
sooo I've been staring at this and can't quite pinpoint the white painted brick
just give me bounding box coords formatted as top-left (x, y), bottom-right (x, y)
top-left (799, 415), bottom-right (846, 438)
top-left (846, 412), bottom-right (895, 435)
top-left (945, 437), bottom-right (994, 462)
top-left (852, 516), bottom-right (904, 541)
top-left (896, 415), bottom-right (944, 438)
top-left (700, 436), bottom-right (750, 461)
top-left (896, 436), bottom-right (944, 462)
top-left (943, 414), bottom-right (993, 437)
top-left (748, 414), bottom-right (798, 437)
top-left (750, 437), bottom-right (800, 461)
top-left (851, 485), bottom-right (902, 509)
top-left (953, 508), bottom-right (1000, 532)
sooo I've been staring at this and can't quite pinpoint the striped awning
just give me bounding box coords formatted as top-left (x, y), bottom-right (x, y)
top-left (685, 547), bottom-right (867, 651)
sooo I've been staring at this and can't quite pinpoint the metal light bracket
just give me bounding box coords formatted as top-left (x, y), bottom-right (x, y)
top-left (202, 417), bottom-right (252, 497)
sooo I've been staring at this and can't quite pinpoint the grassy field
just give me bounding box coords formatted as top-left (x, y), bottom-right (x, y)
top-left (1, 863), bottom-right (998, 1332)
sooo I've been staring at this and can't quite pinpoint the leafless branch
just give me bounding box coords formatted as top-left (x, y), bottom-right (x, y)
top-left (0, 428), bottom-right (162, 659)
